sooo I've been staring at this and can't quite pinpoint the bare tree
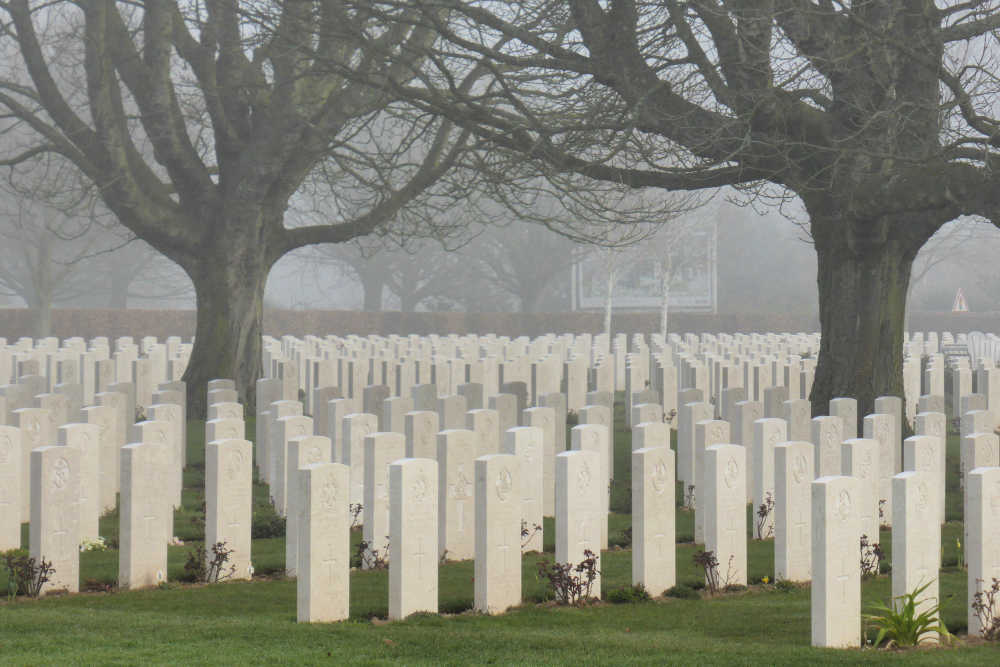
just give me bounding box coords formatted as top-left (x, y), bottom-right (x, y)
top-left (0, 2), bottom-right (481, 415)
top-left (360, 0), bottom-right (1000, 417)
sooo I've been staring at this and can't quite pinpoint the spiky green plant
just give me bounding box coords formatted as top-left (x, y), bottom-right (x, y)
top-left (864, 580), bottom-right (950, 648)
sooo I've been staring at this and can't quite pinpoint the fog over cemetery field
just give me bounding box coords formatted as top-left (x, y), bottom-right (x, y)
top-left (5, 0), bottom-right (1000, 663)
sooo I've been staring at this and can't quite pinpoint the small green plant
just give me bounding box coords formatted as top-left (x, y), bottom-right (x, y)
top-left (664, 583), bottom-right (701, 599)
top-left (535, 550), bottom-right (600, 605)
top-left (183, 542), bottom-right (237, 583)
top-left (251, 504), bottom-right (286, 539)
top-left (607, 583), bottom-right (651, 604)
top-left (2, 549), bottom-right (55, 599)
top-left (864, 580), bottom-right (950, 648)
top-left (957, 537), bottom-right (965, 570)
top-left (774, 578), bottom-right (798, 593)
top-left (971, 578), bottom-right (1000, 640)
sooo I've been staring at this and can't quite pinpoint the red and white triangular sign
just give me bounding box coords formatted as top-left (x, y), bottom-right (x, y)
top-left (952, 288), bottom-right (969, 312)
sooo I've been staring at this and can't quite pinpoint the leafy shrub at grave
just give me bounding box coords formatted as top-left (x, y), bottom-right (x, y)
top-left (535, 550), bottom-right (600, 605)
top-left (2, 549), bottom-right (55, 599)
top-left (252, 504), bottom-right (286, 539)
top-left (182, 542), bottom-right (237, 584)
top-left (607, 584), bottom-right (651, 604)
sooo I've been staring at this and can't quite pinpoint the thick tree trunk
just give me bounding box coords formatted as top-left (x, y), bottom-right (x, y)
top-left (183, 253), bottom-right (270, 419)
top-left (361, 273), bottom-right (384, 312)
top-left (399, 293), bottom-right (420, 312)
top-left (810, 226), bottom-right (918, 429)
top-left (28, 294), bottom-right (52, 339)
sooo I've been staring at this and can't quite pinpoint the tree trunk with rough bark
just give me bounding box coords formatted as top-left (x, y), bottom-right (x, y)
top-left (181, 235), bottom-right (274, 420)
top-left (809, 217), bottom-right (920, 430)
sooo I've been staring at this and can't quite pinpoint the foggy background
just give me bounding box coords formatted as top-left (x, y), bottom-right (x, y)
top-left (0, 186), bottom-right (993, 321)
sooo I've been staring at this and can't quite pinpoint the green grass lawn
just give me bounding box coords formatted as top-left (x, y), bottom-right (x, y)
top-left (2, 402), bottom-right (999, 664)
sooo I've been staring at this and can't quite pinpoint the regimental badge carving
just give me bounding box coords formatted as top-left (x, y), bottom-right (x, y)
top-left (577, 460), bottom-right (592, 494)
top-left (724, 456), bottom-right (739, 489)
top-left (321, 478), bottom-right (338, 511)
top-left (52, 457), bottom-right (70, 490)
top-left (307, 446), bottom-right (323, 464)
top-left (225, 450), bottom-right (244, 482)
top-left (495, 468), bottom-right (513, 502)
top-left (412, 475), bottom-right (429, 504)
top-left (837, 489), bottom-right (852, 521)
top-left (651, 459), bottom-right (669, 496)
top-left (858, 452), bottom-right (872, 480)
top-left (917, 481), bottom-right (930, 513)
top-left (710, 424), bottom-right (724, 443)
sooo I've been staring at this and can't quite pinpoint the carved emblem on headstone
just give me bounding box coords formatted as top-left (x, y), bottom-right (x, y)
top-left (724, 456), bottom-right (739, 489)
top-left (651, 459), bottom-right (669, 496)
top-left (793, 453), bottom-right (808, 484)
top-left (495, 468), bottom-right (513, 502)
top-left (837, 490), bottom-right (852, 521)
top-left (412, 475), bottom-right (429, 504)
top-left (858, 452), bottom-right (872, 480)
top-left (225, 450), bottom-right (244, 481)
top-left (321, 479), bottom-right (338, 511)
top-left (576, 460), bottom-right (592, 494)
top-left (917, 481), bottom-right (930, 513)
top-left (52, 457), bottom-right (70, 489)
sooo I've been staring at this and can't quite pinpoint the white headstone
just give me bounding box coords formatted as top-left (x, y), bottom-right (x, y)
top-left (523, 406), bottom-right (556, 517)
top-left (775, 441), bottom-right (814, 582)
top-left (752, 418), bottom-right (786, 538)
top-left (705, 444), bottom-right (747, 587)
top-left (297, 462), bottom-right (350, 623)
top-left (840, 438), bottom-right (880, 544)
top-left (30, 445), bottom-right (80, 594)
top-left (437, 429), bottom-right (476, 560)
top-left (389, 457), bottom-right (438, 620)
top-left (502, 426), bottom-right (544, 553)
top-left (632, 446), bottom-right (675, 595)
top-left (404, 410), bottom-right (439, 459)
top-left (57, 423), bottom-right (100, 542)
top-left (119, 442), bottom-right (167, 590)
top-left (363, 431), bottom-right (405, 564)
top-left (474, 453), bottom-right (521, 614)
top-left (829, 398), bottom-right (858, 440)
top-left (810, 475), bottom-right (861, 648)
top-left (342, 413), bottom-right (377, 511)
top-left (205, 438), bottom-right (253, 580)
top-left (891, 470), bottom-right (941, 644)
top-left (555, 449), bottom-right (602, 601)
top-left (966, 466), bottom-right (1000, 637)
top-left (0, 426), bottom-right (21, 550)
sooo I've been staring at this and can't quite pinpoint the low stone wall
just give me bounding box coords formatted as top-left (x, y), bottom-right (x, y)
top-left (0, 307), bottom-right (995, 341)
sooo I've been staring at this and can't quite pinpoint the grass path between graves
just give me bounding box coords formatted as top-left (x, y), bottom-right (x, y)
top-left (2, 404), bottom-right (999, 664)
